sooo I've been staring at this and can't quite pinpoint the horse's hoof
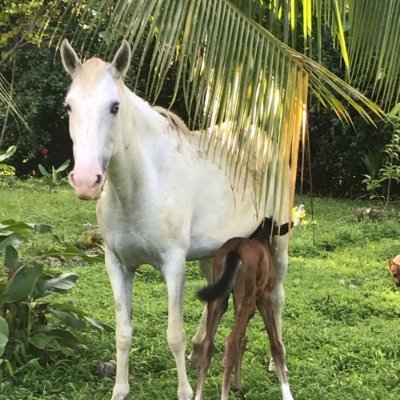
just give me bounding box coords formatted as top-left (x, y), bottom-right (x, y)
top-left (178, 385), bottom-right (193, 400)
top-left (111, 383), bottom-right (129, 400)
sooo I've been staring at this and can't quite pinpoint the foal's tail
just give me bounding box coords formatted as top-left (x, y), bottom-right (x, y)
top-left (197, 251), bottom-right (241, 302)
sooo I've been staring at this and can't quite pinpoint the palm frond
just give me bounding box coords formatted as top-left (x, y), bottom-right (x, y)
top-left (0, 74), bottom-right (27, 137)
top-left (38, 0), bottom-right (385, 216)
top-left (348, 0), bottom-right (400, 110)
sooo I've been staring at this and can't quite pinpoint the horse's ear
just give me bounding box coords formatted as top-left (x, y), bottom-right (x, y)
top-left (111, 40), bottom-right (131, 79)
top-left (60, 39), bottom-right (81, 78)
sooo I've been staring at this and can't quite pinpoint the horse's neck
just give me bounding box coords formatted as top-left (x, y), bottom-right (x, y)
top-left (106, 87), bottom-right (166, 200)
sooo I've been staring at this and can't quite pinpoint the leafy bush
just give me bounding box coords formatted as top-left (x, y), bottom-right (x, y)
top-left (363, 104), bottom-right (400, 203)
top-left (38, 159), bottom-right (70, 192)
top-left (0, 220), bottom-right (111, 373)
top-left (0, 145), bottom-right (16, 188)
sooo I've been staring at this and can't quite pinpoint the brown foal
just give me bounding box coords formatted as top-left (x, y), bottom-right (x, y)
top-left (191, 219), bottom-right (294, 400)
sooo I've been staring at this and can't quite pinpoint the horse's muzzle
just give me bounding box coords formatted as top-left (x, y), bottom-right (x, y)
top-left (68, 170), bottom-right (105, 200)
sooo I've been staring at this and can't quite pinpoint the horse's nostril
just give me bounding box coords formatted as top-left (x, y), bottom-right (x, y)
top-left (95, 175), bottom-right (103, 185)
top-left (69, 172), bottom-right (75, 185)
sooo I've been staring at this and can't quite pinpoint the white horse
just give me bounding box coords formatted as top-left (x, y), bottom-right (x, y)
top-left (60, 39), bottom-right (292, 400)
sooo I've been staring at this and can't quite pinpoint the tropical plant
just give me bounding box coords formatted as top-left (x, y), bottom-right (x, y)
top-left (38, 159), bottom-right (70, 193)
top-left (5, 1), bottom-right (400, 211)
top-left (0, 145), bottom-right (17, 187)
top-left (0, 219), bottom-right (110, 371)
top-left (363, 104), bottom-right (400, 204)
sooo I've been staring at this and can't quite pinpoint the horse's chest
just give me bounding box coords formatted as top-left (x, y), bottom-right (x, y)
top-left (96, 199), bottom-right (187, 267)
top-left (99, 219), bottom-right (158, 266)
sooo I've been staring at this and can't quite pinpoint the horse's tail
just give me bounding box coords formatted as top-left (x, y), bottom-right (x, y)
top-left (197, 251), bottom-right (241, 302)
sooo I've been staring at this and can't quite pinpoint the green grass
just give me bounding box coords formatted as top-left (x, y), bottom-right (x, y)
top-left (1, 184), bottom-right (400, 399)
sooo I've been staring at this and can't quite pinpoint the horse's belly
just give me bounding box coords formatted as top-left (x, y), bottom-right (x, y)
top-left (187, 190), bottom-right (261, 260)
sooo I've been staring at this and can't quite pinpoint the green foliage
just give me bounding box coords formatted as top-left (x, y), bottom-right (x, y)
top-left (0, 145), bottom-right (16, 188)
top-left (0, 219), bottom-right (110, 374)
top-left (38, 159), bottom-right (70, 193)
top-left (0, 43), bottom-right (71, 176)
top-left (0, 187), bottom-right (399, 399)
top-left (363, 104), bottom-right (400, 203)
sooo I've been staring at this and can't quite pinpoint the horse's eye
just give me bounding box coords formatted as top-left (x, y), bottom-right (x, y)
top-left (65, 103), bottom-right (72, 112)
top-left (111, 102), bottom-right (120, 115)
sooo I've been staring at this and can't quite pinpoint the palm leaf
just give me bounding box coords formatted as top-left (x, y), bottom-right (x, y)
top-left (37, 0), bottom-right (386, 217)
top-left (0, 74), bottom-right (27, 133)
top-left (348, 0), bottom-right (400, 110)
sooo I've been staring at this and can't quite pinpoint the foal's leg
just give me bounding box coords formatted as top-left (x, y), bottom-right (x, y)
top-left (162, 251), bottom-right (193, 400)
top-left (269, 233), bottom-right (289, 372)
top-left (194, 296), bottom-right (229, 400)
top-left (222, 302), bottom-right (255, 400)
top-left (105, 248), bottom-right (135, 400)
top-left (190, 258), bottom-right (213, 361)
top-left (233, 333), bottom-right (247, 396)
top-left (257, 292), bottom-right (294, 400)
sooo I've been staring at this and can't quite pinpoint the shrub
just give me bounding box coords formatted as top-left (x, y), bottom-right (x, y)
top-left (0, 220), bottom-right (111, 373)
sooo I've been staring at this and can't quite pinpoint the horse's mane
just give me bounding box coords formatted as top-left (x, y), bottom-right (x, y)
top-left (153, 106), bottom-right (190, 136)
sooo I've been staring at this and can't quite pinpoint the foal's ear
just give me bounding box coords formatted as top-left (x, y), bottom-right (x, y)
top-left (60, 39), bottom-right (82, 78)
top-left (111, 40), bottom-right (131, 79)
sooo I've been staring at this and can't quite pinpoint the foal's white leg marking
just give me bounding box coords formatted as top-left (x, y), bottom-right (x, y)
top-left (190, 258), bottom-right (213, 356)
top-left (162, 251), bottom-right (193, 400)
top-left (105, 248), bottom-right (134, 400)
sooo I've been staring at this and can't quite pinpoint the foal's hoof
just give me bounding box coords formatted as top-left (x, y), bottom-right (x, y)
top-left (232, 387), bottom-right (245, 399)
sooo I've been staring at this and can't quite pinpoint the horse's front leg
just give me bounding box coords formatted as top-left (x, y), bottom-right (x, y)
top-left (161, 251), bottom-right (193, 400)
top-left (189, 258), bottom-right (213, 361)
top-left (105, 247), bottom-right (135, 400)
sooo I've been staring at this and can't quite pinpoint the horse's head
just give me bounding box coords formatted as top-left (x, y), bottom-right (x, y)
top-left (61, 39), bottom-right (131, 200)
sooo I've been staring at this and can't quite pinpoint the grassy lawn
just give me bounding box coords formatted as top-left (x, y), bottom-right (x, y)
top-left (1, 184), bottom-right (400, 399)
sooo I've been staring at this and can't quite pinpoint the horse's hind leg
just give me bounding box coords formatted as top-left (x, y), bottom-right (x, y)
top-left (269, 234), bottom-right (289, 372)
top-left (162, 251), bottom-right (193, 400)
top-left (257, 292), bottom-right (294, 400)
top-left (190, 258), bottom-right (213, 362)
top-left (105, 248), bottom-right (135, 400)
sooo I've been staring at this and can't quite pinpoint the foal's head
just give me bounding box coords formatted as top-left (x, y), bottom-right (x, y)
top-left (61, 40), bottom-right (131, 200)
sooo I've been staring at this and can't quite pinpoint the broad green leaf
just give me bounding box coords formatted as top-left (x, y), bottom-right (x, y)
top-left (33, 224), bottom-right (53, 234)
top-left (55, 159), bottom-right (70, 173)
top-left (48, 328), bottom-right (80, 350)
top-left (0, 234), bottom-right (24, 253)
top-left (0, 146), bottom-right (17, 163)
top-left (0, 220), bottom-right (52, 235)
top-left (1, 263), bottom-right (43, 305)
top-left (48, 308), bottom-right (86, 331)
top-left (50, 302), bottom-right (86, 318)
top-left (38, 164), bottom-right (50, 177)
top-left (43, 273), bottom-right (79, 293)
top-left (29, 332), bottom-right (61, 351)
top-left (84, 316), bottom-right (114, 332)
top-left (4, 245), bottom-right (19, 271)
top-left (40, 245), bottom-right (104, 264)
top-left (0, 316), bottom-right (9, 357)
